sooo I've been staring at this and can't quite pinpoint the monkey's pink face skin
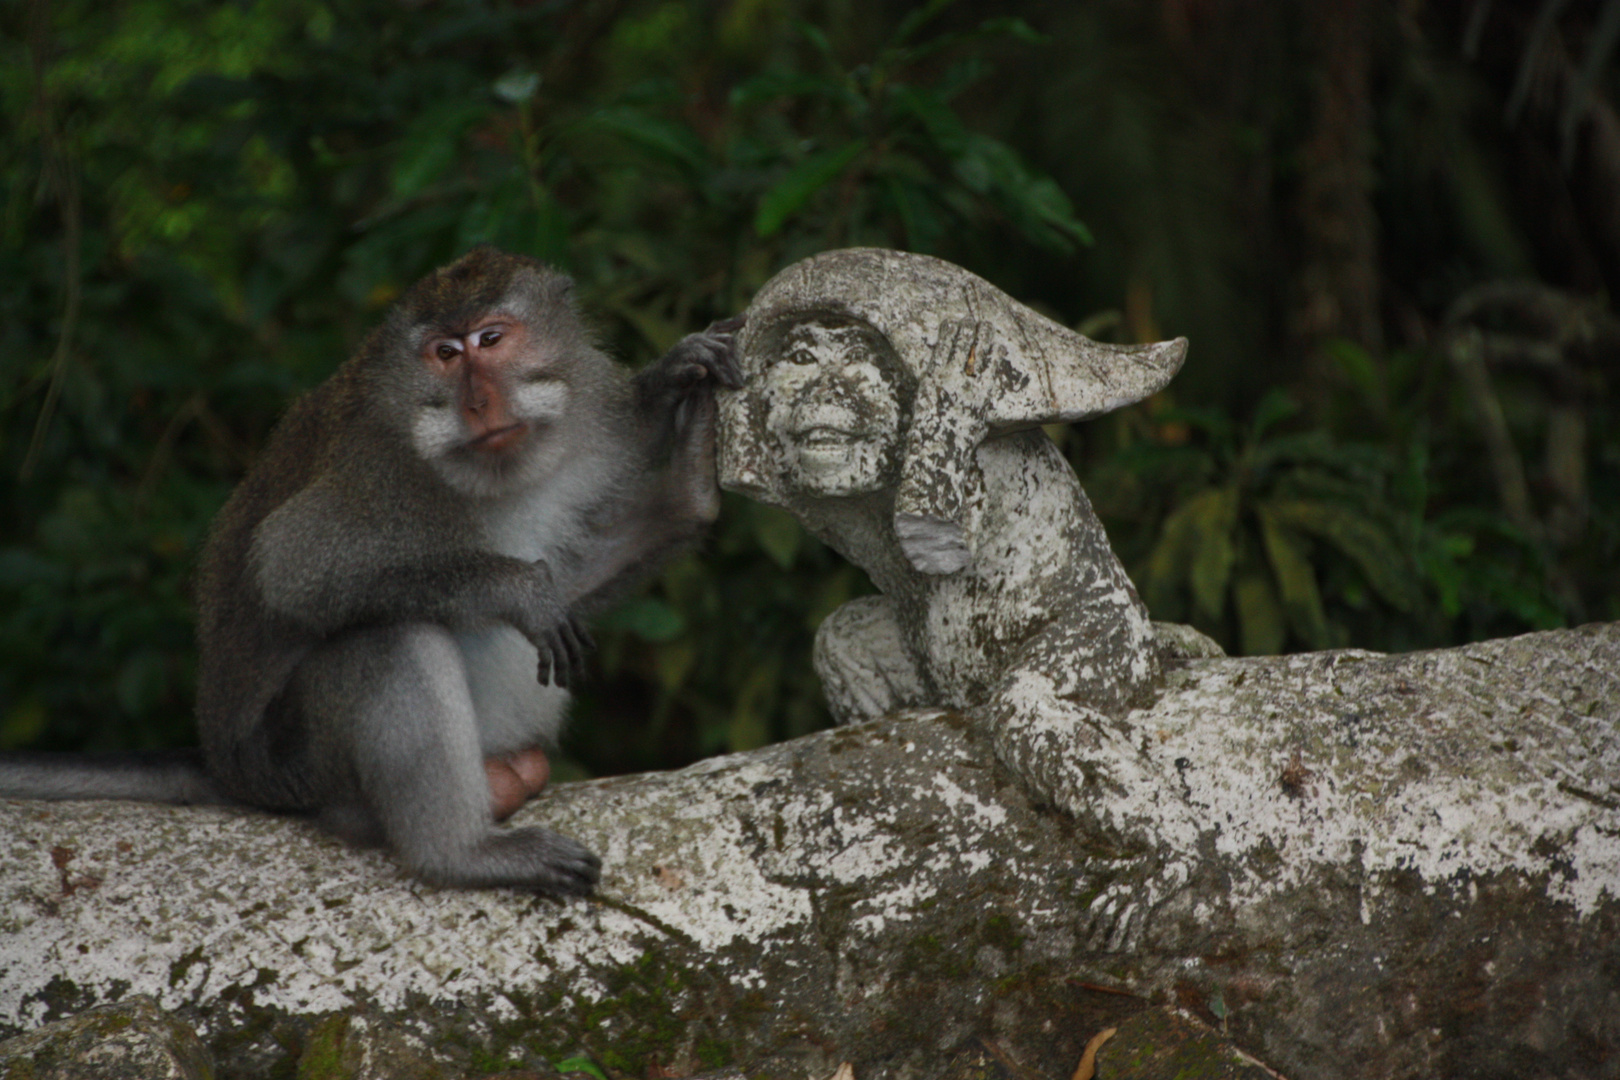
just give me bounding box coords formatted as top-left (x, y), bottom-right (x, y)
top-left (422, 317), bottom-right (533, 454)
top-left (411, 313), bottom-right (575, 496)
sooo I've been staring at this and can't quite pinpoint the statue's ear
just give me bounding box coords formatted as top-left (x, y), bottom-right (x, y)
top-left (892, 315), bottom-right (1188, 576)
top-left (717, 385), bottom-right (790, 505)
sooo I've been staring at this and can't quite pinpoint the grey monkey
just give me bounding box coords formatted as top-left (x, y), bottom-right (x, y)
top-left (0, 246), bottom-right (741, 896)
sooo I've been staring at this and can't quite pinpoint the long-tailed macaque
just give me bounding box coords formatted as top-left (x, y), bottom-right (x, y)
top-left (0, 247), bottom-right (741, 895)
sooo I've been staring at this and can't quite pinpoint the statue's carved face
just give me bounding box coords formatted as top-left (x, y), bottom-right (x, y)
top-left (759, 318), bottom-right (906, 498)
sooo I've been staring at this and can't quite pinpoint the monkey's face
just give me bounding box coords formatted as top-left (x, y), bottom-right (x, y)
top-left (759, 319), bottom-right (905, 498)
top-left (407, 312), bottom-right (576, 497)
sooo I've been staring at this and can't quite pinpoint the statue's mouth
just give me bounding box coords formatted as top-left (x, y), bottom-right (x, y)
top-left (794, 425), bottom-right (860, 449)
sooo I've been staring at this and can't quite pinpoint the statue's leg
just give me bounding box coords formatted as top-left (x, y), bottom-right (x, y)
top-left (813, 596), bottom-right (930, 725)
top-left (980, 614), bottom-right (1191, 838)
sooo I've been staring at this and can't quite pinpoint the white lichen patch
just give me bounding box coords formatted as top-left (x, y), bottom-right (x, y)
top-left (2, 712), bottom-right (1076, 1040)
top-left (1116, 631), bottom-right (1620, 917)
top-left (0, 771), bottom-right (807, 1035)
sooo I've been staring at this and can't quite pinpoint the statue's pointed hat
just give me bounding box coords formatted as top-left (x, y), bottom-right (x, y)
top-left (719, 248), bottom-right (1187, 573)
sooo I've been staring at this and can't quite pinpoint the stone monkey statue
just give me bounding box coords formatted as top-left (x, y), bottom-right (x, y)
top-left (716, 248), bottom-right (1191, 818)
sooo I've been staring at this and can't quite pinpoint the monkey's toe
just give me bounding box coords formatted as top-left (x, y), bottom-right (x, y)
top-left (490, 827), bottom-right (601, 895)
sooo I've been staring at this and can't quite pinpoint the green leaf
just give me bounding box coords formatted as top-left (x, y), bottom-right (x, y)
top-left (943, 133), bottom-right (1093, 249)
top-left (1266, 499), bottom-right (1422, 612)
top-left (653, 639), bottom-right (699, 695)
top-left (752, 505), bottom-right (802, 569)
top-left (730, 70), bottom-right (835, 108)
top-left (0, 698), bottom-right (48, 750)
top-left (555, 1058), bottom-right (609, 1080)
top-left (1257, 506), bottom-right (1330, 649)
top-left (892, 0), bottom-right (958, 47)
top-left (597, 597), bottom-right (686, 643)
top-left (883, 173), bottom-right (945, 252)
top-left (888, 84), bottom-right (970, 155)
top-left (1144, 487), bottom-right (1236, 621)
top-left (115, 651), bottom-right (169, 718)
top-left (793, 20), bottom-right (836, 58)
top-left (754, 139), bottom-right (867, 237)
top-left (1233, 572), bottom-right (1286, 656)
top-left (588, 106), bottom-right (708, 174)
top-left (1187, 487), bottom-right (1239, 622)
top-left (389, 100), bottom-right (489, 200)
top-left (1324, 338), bottom-right (1383, 412)
top-left (729, 657), bottom-right (780, 753)
top-left (977, 16), bottom-right (1045, 44)
top-left (1249, 388), bottom-right (1299, 442)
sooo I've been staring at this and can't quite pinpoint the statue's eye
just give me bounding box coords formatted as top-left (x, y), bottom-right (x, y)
top-left (788, 348), bottom-right (816, 365)
top-left (479, 328), bottom-right (502, 348)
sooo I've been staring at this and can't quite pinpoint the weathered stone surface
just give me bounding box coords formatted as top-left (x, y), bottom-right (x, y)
top-left (0, 994), bottom-right (214, 1080)
top-left (2, 625), bottom-right (1616, 1080)
top-left (1095, 1009), bottom-right (1280, 1079)
top-left (295, 1012), bottom-right (447, 1080)
top-left (3, 248), bottom-right (1616, 1079)
top-left (716, 248), bottom-right (1190, 819)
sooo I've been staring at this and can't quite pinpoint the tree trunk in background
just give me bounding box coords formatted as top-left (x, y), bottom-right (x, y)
top-left (1295, 0), bottom-right (1383, 406)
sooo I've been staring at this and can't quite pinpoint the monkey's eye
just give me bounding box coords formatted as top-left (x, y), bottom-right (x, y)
top-left (478, 328), bottom-right (503, 348)
top-left (436, 342), bottom-right (461, 362)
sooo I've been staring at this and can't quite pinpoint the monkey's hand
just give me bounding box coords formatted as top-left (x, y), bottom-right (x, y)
top-left (535, 613), bottom-right (594, 689)
top-left (511, 560), bottom-right (595, 689)
top-left (638, 316), bottom-right (746, 405)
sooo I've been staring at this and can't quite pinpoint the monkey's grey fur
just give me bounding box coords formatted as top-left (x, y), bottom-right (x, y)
top-left (0, 247), bottom-right (740, 896)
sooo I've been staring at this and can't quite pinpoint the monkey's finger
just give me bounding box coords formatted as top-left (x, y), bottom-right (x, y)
top-left (709, 345), bottom-right (744, 390)
top-left (690, 339), bottom-right (743, 390)
top-left (558, 621), bottom-right (590, 688)
top-left (567, 620), bottom-right (595, 684)
top-left (706, 314), bottom-right (745, 336)
top-left (536, 643), bottom-right (559, 687)
top-left (554, 637), bottom-right (578, 690)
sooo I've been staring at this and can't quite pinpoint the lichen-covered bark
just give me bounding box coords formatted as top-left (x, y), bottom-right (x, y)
top-left (0, 995), bottom-right (214, 1080)
top-left (2, 625), bottom-right (1616, 1080)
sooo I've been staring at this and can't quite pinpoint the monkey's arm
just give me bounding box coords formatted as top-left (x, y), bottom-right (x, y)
top-left (250, 484), bottom-right (590, 686)
top-left (567, 323), bottom-right (741, 614)
top-left (632, 316), bottom-right (744, 451)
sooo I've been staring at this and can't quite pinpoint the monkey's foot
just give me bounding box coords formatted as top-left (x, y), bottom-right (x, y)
top-left (485, 747), bottom-right (551, 821)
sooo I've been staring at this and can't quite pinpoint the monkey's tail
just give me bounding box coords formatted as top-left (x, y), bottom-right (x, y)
top-left (0, 748), bottom-right (231, 805)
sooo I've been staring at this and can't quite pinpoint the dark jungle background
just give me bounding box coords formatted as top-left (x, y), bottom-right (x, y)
top-left (4, 0), bottom-right (1617, 779)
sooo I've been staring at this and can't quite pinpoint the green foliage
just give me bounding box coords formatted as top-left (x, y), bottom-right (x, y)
top-left (553, 1057), bottom-right (609, 1080)
top-left (734, 4), bottom-right (1090, 252)
top-left (3, 0), bottom-right (1614, 772)
top-left (1082, 330), bottom-right (1609, 657)
top-left (0, 0), bottom-right (1083, 772)
top-left (1100, 389), bottom-right (1424, 654)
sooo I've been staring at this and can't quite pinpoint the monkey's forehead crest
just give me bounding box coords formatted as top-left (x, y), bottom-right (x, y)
top-left (395, 246), bottom-right (573, 329)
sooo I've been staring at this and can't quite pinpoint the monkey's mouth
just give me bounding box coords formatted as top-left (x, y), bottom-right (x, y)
top-left (467, 422), bottom-right (528, 453)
